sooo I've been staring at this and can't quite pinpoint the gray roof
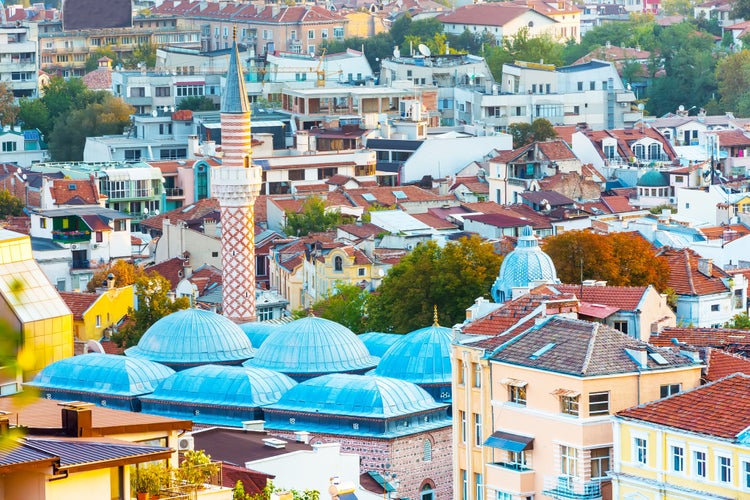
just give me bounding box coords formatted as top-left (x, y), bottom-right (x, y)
top-left (490, 316), bottom-right (697, 376)
top-left (221, 40), bottom-right (249, 114)
top-left (32, 206), bottom-right (130, 219)
top-left (23, 437), bottom-right (170, 469)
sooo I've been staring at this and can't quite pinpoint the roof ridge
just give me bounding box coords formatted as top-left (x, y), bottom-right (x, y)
top-left (581, 322), bottom-right (598, 375)
top-left (683, 248), bottom-right (697, 295)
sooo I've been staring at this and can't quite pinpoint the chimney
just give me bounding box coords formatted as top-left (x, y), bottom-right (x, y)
top-left (0, 415), bottom-right (9, 435)
top-left (60, 402), bottom-right (94, 437)
top-left (187, 135), bottom-right (200, 159)
top-left (296, 130), bottom-right (310, 153)
top-left (106, 273), bottom-right (115, 289)
top-left (294, 431), bottom-right (311, 444)
top-left (697, 258), bottom-right (713, 277)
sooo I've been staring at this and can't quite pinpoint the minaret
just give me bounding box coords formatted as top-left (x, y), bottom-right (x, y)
top-left (212, 31), bottom-right (262, 323)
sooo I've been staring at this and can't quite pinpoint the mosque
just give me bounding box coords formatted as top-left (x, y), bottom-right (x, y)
top-left (27, 28), bottom-right (560, 499)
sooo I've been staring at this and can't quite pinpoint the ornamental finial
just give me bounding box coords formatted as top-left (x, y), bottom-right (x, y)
top-left (433, 304), bottom-right (439, 326)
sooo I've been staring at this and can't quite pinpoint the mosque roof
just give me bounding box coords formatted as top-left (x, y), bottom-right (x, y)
top-left (140, 365), bottom-right (296, 407)
top-left (221, 40), bottom-right (249, 113)
top-left (358, 332), bottom-right (402, 357)
top-left (125, 308), bottom-right (255, 366)
top-left (637, 169), bottom-right (670, 187)
top-left (239, 321), bottom-right (280, 349)
top-left (266, 374), bottom-right (444, 418)
top-left (491, 225), bottom-right (558, 302)
top-left (26, 353), bottom-right (174, 396)
top-left (371, 324), bottom-right (453, 385)
top-left (243, 317), bottom-right (379, 375)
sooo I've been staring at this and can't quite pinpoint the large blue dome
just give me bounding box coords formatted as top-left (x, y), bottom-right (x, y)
top-left (125, 308), bottom-right (255, 367)
top-left (243, 317), bottom-right (378, 377)
top-left (26, 353), bottom-right (174, 396)
top-left (372, 325), bottom-right (452, 385)
top-left (267, 373), bottom-right (443, 418)
top-left (239, 321), bottom-right (280, 349)
top-left (141, 365), bottom-right (296, 406)
top-left (491, 225), bottom-right (558, 303)
top-left (359, 332), bottom-right (402, 357)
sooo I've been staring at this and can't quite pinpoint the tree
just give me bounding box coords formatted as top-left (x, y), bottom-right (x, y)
top-left (0, 190), bottom-right (24, 217)
top-left (726, 312), bottom-right (750, 329)
top-left (732, 0), bottom-right (750, 21)
top-left (18, 98), bottom-right (51, 135)
top-left (507, 118), bottom-right (558, 148)
top-left (110, 272), bottom-right (190, 347)
top-left (127, 42), bottom-right (157, 69)
top-left (85, 46), bottom-right (119, 73)
top-left (716, 50), bottom-right (750, 117)
top-left (543, 230), bottom-right (670, 290)
top-left (86, 259), bottom-right (143, 292)
top-left (367, 236), bottom-right (502, 333)
top-left (0, 83), bottom-right (18, 127)
top-left (41, 77), bottom-right (103, 123)
top-left (282, 196), bottom-right (342, 236)
top-left (48, 95), bottom-right (134, 161)
top-left (177, 450), bottom-right (219, 489)
top-left (177, 95), bottom-right (216, 111)
top-left (308, 282), bottom-right (370, 333)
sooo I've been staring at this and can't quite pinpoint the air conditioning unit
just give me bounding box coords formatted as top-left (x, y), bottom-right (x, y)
top-left (70, 243), bottom-right (79, 250)
top-left (178, 434), bottom-right (194, 451)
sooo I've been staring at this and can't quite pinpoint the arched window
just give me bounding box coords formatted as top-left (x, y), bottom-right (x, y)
top-left (421, 483), bottom-right (434, 500)
top-left (648, 143), bottom-right (661, 160)
top-left (334, 256), bottom-right (343, 271)
top-left (633, 144), bottom-right (645, 160)
top-left (423, 439), bottom-right (432, 462)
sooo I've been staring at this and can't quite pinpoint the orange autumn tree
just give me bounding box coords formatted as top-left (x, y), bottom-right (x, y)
top-left (543, 230), bottom-right (669, 290)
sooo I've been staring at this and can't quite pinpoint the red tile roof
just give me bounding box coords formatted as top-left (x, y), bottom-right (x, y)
top-left (59, 292), bottom-right (99, 320)
top-left (704, 348), bottom-right (750, 382)
top-left (656, 247), bottom-right (730, 296)
top-left (140, 198), bottom-right (220, 231)
top-left (438, 4), bottom-right (538, 27)
top-left (145, 257), bottom-right (187, 290)
top-left (551, 284), bottom-right (647, 310)
top-left (337, 223), bottom-right (384, 240)
top-left (411, 212), bottom-right (458, 230)
top-left (449, 177), bottom-right (490, 195)
top-left (617, 373), bottom-right (750, 439)
top-left (601, 195), bottom-right (637, 213)
top-left (649, 327), bottom-right (750, 348)
top-left (698, 224), bottom-right (750, 241)
top-left (714, 129), bottom-right (750, 147)
top-left (461, 202), bottom-right (553, 229)
top-left (51, 178), bottom-right (100, 206)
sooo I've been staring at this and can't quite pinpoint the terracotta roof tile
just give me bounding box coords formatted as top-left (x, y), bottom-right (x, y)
top-left (449, 177), bottom-right (490, 195)
top-left (51, 178), bottom-right (100, 206)
top-left (698, 224), bottom-right (750, 241)
top-left (461, 202), bottom-right (553, 228)
top-left (145, 257), bottom-right (187, 290)
top-left (140, 198), bottom-right (219, 231)
top-left (650, 327), bottom-right (750, 348)
top-left (714, 129), bottom-right (750, 147)
top-left (411, 212), bottom-right (457, 230)
top-left (601, 195), bottom-right (637, 213)
top-left (656, 247), bottom-right (730, 296)
top-left (704, 348), bottom-right (750, 382)
top-left (617, 373), bottom-right (750, 439)
top-left (338, 223), bottom-right (384, 240)
top-left (551, 284), bottom-right (647, 311)
top-left (438, 4), bottom-right (537, 27)
top-left (58, 292), bottom-right (99, 320)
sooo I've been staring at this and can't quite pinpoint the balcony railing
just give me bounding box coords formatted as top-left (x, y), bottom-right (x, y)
top-left (542, 476), bottom-right (602, 500)
top-left (487, 462), bottom-right (536, 494)
top-left (72, 259), bottom-right (90, 269)
top-left (164, 187), bottom-right (184, 197)
top-left (52, 230), bottom-right (91, 243)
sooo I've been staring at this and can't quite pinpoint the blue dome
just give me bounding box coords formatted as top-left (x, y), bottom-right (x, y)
top-left (26, 353), bottom-right (173, 396)
top-left (267, 373), bottom-right (443, 418)
top-left (239, 321), bottom-right (280, 349)
top-left (491, 225), bottom-right (558, 303)
top-left (358, 332), bottom-right (402, 357)
top-left (142, 365), bottom-right (296, 406)
top-left (125, 309), bottom-right (255, 367)
top-left (637, 169), bottom-right (669, 187)
top-left (243, 317), bottom-right (379, 376)
top-left (372, 325), bottom-right (452, 385)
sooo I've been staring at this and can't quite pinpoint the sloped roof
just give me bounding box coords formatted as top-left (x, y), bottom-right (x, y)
top-left (551, 284), bottom-right (647, 311)
top-left (438, 4), bottom-right (541, 27)
top-left (649, 327), bottom-right (750, 348)
top-left (145, 257), bottom-right (186, 290)
top-left (656, 247), bottom-right (730, 296)
top-left (51, 178), bottom-right (100, 205)
top-left (714, 129), bottom-right (750, 147)
top-left (139, 197), bottom-right (220, 231)
top-left (704, 348), bottom-right (750, 382)
top-left (600, 195), bottom-right (637, 213)
top-left (491, 316), bottom-right (696, 376)
top-left (23, 437), bottom-right (171, 472)
top-left (617, 373), bottom-right (750, 440)
top-left (59, 291), bottom-right (99, 320)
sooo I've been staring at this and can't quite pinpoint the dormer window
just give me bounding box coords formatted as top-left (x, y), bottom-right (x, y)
top-left (68, 184), bottom-right (77, 190)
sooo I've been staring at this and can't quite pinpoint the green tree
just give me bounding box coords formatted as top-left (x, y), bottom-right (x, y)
top-left (0, 190), bottom-right (24, 217)
top-left (502, 28), bottom-right (564, 67)
top-left (85, 46), bottom-right (119, 73)
top-left (507, 118), bottom-right (558, 148)
top-left (732, 0), bottom-right (750, 21)
top-left (18, 98), bottom-right (51, 135)
top-left (41, 77), bottom-right (103, 123)
top-left (86, 259), bottom-right (144, 292)
top-left (389, 14), bottom-right (412, 48)
top-left (309, 282), bottom-right (370, 333)
top-left (48, 95), bottom-right (134, 161)
top-left (726, 312), bottom-right (750, 329)
top-left (177, 95), bottom-right (217, 111)
top-left (127, 42), bottom-right (157, 69)
top-left (282, 196), bottom-right (342, 236)
top-left (177, 450), bottom-right (219, 489)
top-left (716, 50), bottom-right (750, 116)
top-left (0, 83), bottom-right (18, 127)
top-left (367, 236), bottom-right (502, 333)
top-left (110, 272), bottom-right (190, 348)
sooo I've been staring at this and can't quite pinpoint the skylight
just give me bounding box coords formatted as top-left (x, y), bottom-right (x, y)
top-left (648, 352), bottom-right (669, 365)
top-left (393, 190), bottom-right (407, 200)
top-left (181, 204), bottom-right (195, 213)
top-left (362, 193), bottom-right (376, 202)
top-left (529, 342), bottom-right (556, 360)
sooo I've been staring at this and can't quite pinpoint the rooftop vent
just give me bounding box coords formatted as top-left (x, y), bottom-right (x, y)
top-left (262, 437), bottom-right (288, 449)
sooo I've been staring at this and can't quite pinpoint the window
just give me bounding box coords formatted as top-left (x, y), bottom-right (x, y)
top-left (590, 448), bottom-right (610, 479)
top-left (2, 141), bottom-right (16, 152)
top-left (577, 81), bottom-right (583, 91)
top-left (561, 446), bottom-right (578, 477)
top-left (333, 26), bottom-right (344, 39)
top-left (743, 460), bottom-right (750, 488)
top-left (56, 278), bottom-right (66, 291)
top-left (509, 385), bottom-right (527, 405)
top-left (96, 231), bottom-right (103, 243)
top-left (473, 363), bottom-right (481, 388)
top-left (589, 392), bottom-right (609, 416)
top-left (176, 84), bottom-right (204, 97)
top-left (358, 268), bottom-right (365, 276)
top-left (159, 123), bottom-right (173, 135)
top-left (509, 450), bottom-right (527, 468)
top-left (474, 413), bottom-right (482, 446)
top-left (423, 439), bottom-right (432, 461)
top-left (459, 410), bottom-right (466, 443)
top-left (475, 473), bottom-right (483, 500)
top-left (96, 315), bottom-right (101, 327)
top-left (694, 450), bottom-right (706, 478)
top-left (40, 219), bottom-right (46, 229)
top-left (496, 493), bottom-right (512, 500)
top-left (590, 81), bottom-right (596, 90)
top-left (660, 384), bottom-right (681, 398)
top-left (334, 256), bottom-right (343, 271)
top-left (634, 437), bottom-right (647, 465)
top-left (131, 87), bottom-right (145, 97)
top-left (561, 395), bottom-right (579, 416)
top-left (114, 220), bottom-right (126, 231)
top-left (718, 455), bottom-right (732, 483)
top-left (155, 86), bottom-right (170, 97)
top-left (124, 149), bottom-right (141, 161)
top-left (321, 29), bottom-right (328, 39)
top-left (458, 359), bottom-right (465, 385)
top-left (613, 320), bottom-right (628, 334)
top-left (711, 304), bottom-right (720, 312)
top-left (461, 470), bottom-right (468, 500)
top-left (308, 29), bottom-right (315, 39)
top-left (671, 445), bottom-right (685, 472)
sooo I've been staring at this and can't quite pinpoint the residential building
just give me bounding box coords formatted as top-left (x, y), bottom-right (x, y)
top-left (437, 4), bottom-right (559, 44)
top-left (612, 373), bottom-right (750, 500)
top-left (0, 228), bottom-right (73, 382)
top-left (269, 237), bottom-right (308, 310)
top-left (0, 128), bottom-right (49, 167)
top-left (454, 314), bottom-right (702, 500)
top-left (694, 0), bottom-right (738, 26)
top-left (59, 284), bottom-right (134, 342)
top-left (656, 247), bottom-right (747, 327)
top-left (302, 239), bottom-right (374, 306)
top-left (509, 0), bottom-right (582, 42)
top-left (0, 23), bottom-right (38, 99)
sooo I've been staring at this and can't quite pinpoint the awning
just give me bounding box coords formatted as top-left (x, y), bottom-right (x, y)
top-left (368, 471), bottom-right (396, 493)
top-left (339, 494), bottom-right (358, 500)
top-left (484, 431), bottom-right (534, 452)
top-left (551, 388), bottom-right (580, 398)
top-left (500, 378), bottom-right (527, 388)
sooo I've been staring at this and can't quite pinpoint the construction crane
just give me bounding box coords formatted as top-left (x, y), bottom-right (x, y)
top-left (315, 48), bottom-right (327, 87)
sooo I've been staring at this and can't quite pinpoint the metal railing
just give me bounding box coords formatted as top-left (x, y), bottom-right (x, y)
top-left (542, 476), bottom-right (602, 500)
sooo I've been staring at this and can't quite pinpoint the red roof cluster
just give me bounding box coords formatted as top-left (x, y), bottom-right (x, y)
top-left (656, 247), bottom-right (730, 296)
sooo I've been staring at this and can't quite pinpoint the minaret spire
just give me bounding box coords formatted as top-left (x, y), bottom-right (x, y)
top-left (212, 38), bottom-right (262, 323)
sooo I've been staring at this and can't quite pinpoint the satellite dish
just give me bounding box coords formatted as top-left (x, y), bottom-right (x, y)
top-left (418, 44), bottom-right (431, 57)
top-left (154, 209), bottom-right (160, 216)
top-left (151, 109), bottom-right (158, 118)
top-left (377, 269), bottom-right (385, 277)
top-left (637, 103), bottom-right (645, 111)
top-left (678, 104), bottom-right (685, 112)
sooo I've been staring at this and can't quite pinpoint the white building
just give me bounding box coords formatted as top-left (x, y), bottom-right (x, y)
top-left (0, 24), bottom-right (38, 100)
top-left (0, 128), bottom-right (49, 167)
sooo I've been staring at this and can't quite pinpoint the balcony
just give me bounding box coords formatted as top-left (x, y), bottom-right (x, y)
top-left (542, 476), bottom-right (601, 500)
top-left (72, 259), bottom-right (90, 270)
top-left (486, 462), bottom-right (535, 494)
top-left (52, 230), bottom-right (91, 243)
top-left (165, 187), bottom-right (184, 198)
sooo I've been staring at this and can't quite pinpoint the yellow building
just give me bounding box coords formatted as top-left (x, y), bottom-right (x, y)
top-left (303, 241), bottom-right (373, 307)
top-left (0, 229), bottom-right (73, 384)
top-left (60, 285), bottom-right (134, 342)
top-left (612, 373), bottom-right (750, 500)
top-left (453, 291), bottom-right (703, 500)
top-left (343, 11), bottom-right (387, 38)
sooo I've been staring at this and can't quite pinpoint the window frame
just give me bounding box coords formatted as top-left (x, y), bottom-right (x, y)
top-left (560, 395), bottom-right (579, 416)
top-left (717, 454), bottom-right (732, 484)
top-left (590, 447), bottom-right (610, 480)
top-left (509, 385), bottom-right (527, 406)
top-left (633, 436), bottom-right (648, 465)
top-left (670, 444), bottom-right (685, 473)
top-left (588, 391), bottom-right (610, 416)
top-left (560, 445), bottom-right (578, 478)
top-left (693, 449), bottom-right (707, 478)
top-left (660, 383), bottom-right (681, 398)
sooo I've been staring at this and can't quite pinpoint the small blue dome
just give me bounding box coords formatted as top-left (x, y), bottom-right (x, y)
top-left (240, 321), bottom-right (280, 349)
top-left (372, 325), bottom-right (452, 385)
top-left (142, 365), bottom-right (296, 406)
top-left (243, 317), bottom-right (378, 377)
top-left (267, 373), bottom-right (442, 418)
top-left (637, 169), bottom-right (669, 187)
top-left (359, 332), bottom-right (402, 357)
top-left (125, 309), bottom-right (255, 367)
top-left (26, 353), bottom-right (173, 396)
top-left (491, 225), bottom-right (558, 303)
